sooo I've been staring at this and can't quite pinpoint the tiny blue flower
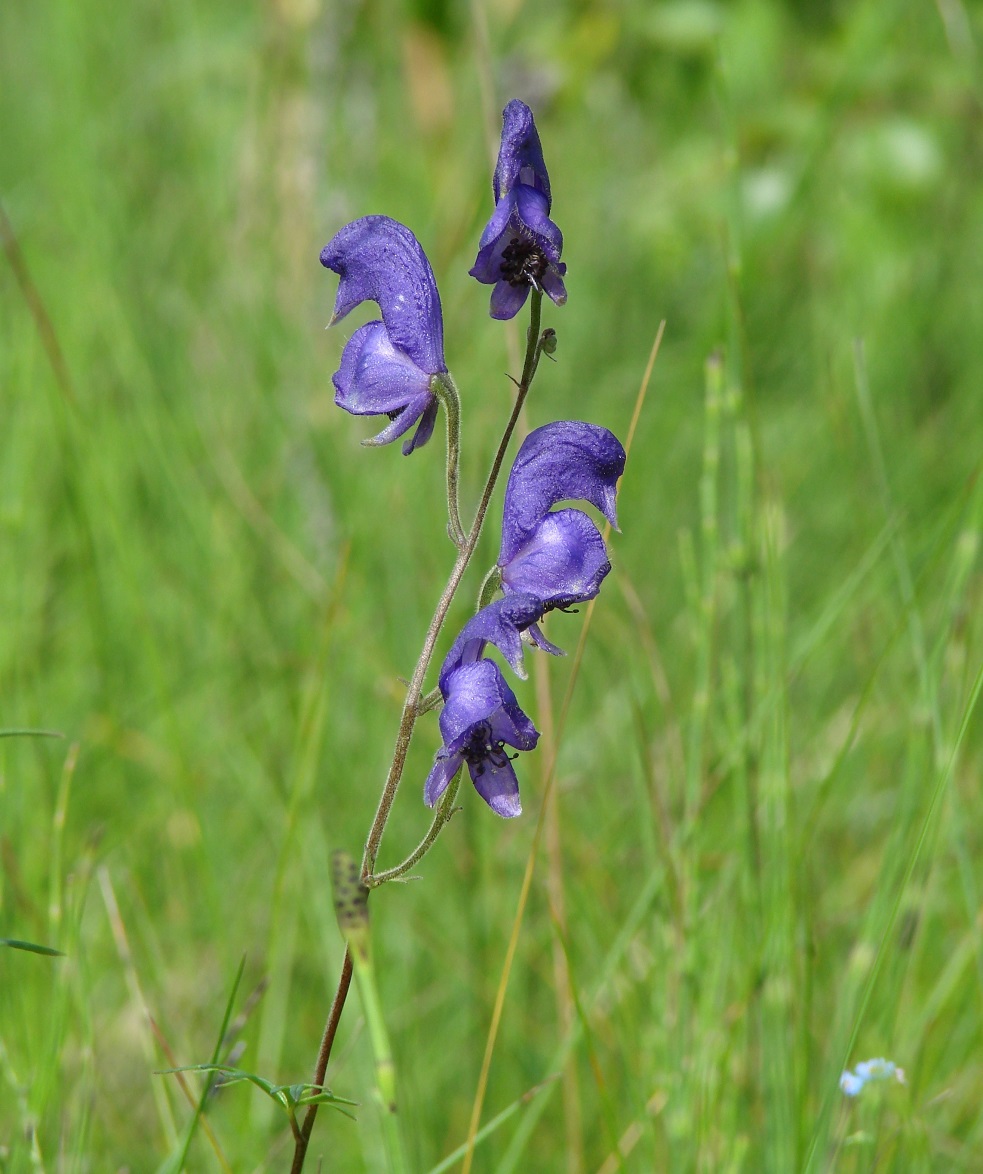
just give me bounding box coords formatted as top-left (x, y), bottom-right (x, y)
top-left (470, 100), bottom-right (567, 320)
top-left (840, 1058), bottom-right (905, 1097)
top-left (320, 216), bottom-right (446, 454)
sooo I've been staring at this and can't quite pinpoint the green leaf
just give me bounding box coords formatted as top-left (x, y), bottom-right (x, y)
top-left (0, 938), bottom-right (64, 956)
top-left (0, 728), bottom-right (63, 739)
top-left (156, 1065), bottom-right (357, 1114)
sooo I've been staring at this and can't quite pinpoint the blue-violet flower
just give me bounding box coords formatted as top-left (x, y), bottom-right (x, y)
top-left (425, 593), bottom-right (547, 818)
top-left (498, 421), bottom-right (626, 650)
top-left (320, 215), bottom-right (446, 454)
top-left (438, 593), bottom-right (550, 692)
top-left (425, 659), bottom-right (539, 819)
top-left (470, 100), bottom-right (567, 320)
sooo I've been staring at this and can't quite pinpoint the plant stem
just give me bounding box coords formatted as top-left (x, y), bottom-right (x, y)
top-left (289, 949), bottom-right (352, 1174)
top-left (434, 373), bottom-right (466, 548)
top-left (369, 773), bottom-right (463, 886)
top-left (290, 290), bottom-right (545, 1174)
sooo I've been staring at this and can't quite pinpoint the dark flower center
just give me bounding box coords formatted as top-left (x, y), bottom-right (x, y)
top-left (500, 236), bottom-right (548, 289)
top-left (385, 407), bottom-right (405, 422)
top-left (461, 719), bottom-right (515, 775)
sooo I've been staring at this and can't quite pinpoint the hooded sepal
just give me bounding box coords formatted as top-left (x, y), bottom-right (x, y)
top-left (321, 215), bottom-right (446, 375)
top-left (499, 421), bottom-right (626, 567)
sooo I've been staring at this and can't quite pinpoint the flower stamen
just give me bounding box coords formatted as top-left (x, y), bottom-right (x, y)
top-left (500, 235), bottom-right (549, 289)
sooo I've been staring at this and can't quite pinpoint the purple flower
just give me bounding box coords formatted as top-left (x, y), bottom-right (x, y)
top-left (437, 593), bottom-right (549, 694)
top-left (470, 100), bottom-right (567, 320)
top-left (498, 421), bottom-right (626, 648)
top-left (425, 659), bottom-right (539, 819)
top-left (424, 594), bottom-right (547, 818)
top-left (320, 216), bottom-right (446, 454)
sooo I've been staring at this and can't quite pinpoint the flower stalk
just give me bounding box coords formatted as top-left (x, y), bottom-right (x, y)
top-left (432, 372), bottom-right (466, 547)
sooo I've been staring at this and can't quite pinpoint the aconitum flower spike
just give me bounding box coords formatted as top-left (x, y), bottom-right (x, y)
top-left (321, 216), bottom-right (446, 454)
top-left (470, 100), bottom-right (567, 320)
top-left (425, 659), bottom-right (539, 819)
top-left (498, 422), bottom-right (626, 632)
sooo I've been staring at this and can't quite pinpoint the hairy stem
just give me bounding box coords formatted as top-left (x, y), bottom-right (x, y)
top-left (369, 772), bottom-right (463, 886)
top-left (434, 373), bottom-right (466, 548)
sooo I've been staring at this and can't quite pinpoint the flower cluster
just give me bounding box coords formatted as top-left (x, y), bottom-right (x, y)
top-left (426, 422), bottom-right (625, 817)
top-left (470, 99), bottom-right (567, 320)
top-left (840, 1058), bottom-right (906, 1097)
top-left (320, 100), bottom-right (625, 820)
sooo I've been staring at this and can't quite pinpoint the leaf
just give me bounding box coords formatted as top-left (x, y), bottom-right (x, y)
top-left (156, 1065), bottom-right (357, 1115)
top-left (0, 938), bottom-right (65, 957)
top-left (0, 728), bottom-right (63, 739)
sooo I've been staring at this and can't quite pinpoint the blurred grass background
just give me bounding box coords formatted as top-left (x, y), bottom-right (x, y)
top-left (2, 0), bottom-right (983, 1169)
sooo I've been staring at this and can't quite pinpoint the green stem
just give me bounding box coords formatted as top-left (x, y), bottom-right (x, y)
top-left (417, 687), bottom-right (442, 715)
top-left (329, 854), bottom-right (408, 1174)
top-left (369, 772), bottom-right (463, 886)
top-left (433, 373), bottom-right (466, 548)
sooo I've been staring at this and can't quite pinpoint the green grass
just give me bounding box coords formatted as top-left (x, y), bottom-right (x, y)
top-left (2, 0), bottom-right (983, 1170)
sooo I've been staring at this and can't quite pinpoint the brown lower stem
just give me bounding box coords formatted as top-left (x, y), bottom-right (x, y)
top-left (290, 949), bottom-right (354, 1174)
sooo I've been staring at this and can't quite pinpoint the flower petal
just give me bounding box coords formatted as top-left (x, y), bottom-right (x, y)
top-left (438, 660), bottom-right (539, 755)
top-left (468, 756), bottom-right (522, 819)
top-left (513, 185), bottom-right (564, 263)
top-left (487, 680), bottom-right (540, 751)
top-left (470, 188), bottom-right (564, 277)
top-left (438, 593), bottom-right (546, 694)
top-left (320, 216), bottom-right (446, 375)
top-left (360, 390), bottom-right (435, 448)
top-left (424, 750), bottom-right (463, 808)
top-left (334, 321), bottom-right (434, 415)
top-left (525, 621), bottom-right (566, 656)
top-left (499, 422), bottom-right (627, 567)
top-left (469, 193), bottom-right (520, 283)
top-left (489, 280), bottom-right (531, 321)
top-left (540, 266), bottom-right (568, 307)
top-left (501, 507), bottom-right (611, 606)
top-left (493, 100), bottom-right (551, 206)
top-left (403, 396), bottom-right (439, 455)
